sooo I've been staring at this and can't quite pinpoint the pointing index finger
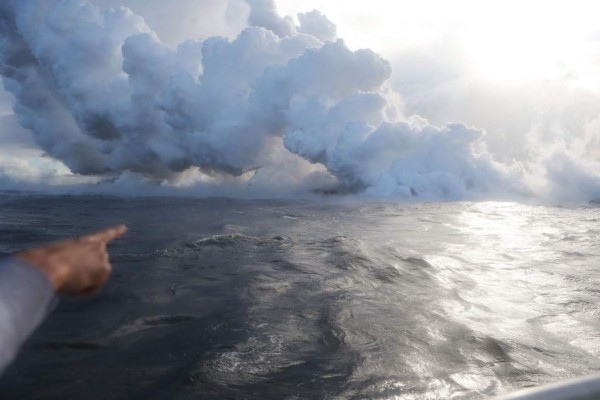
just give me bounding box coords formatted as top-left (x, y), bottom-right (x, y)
top-left (83, 225), bottom-right (128, 244)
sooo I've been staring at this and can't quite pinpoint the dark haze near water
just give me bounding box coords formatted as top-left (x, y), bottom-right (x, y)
top-left (0, 192), bottom-right (599, 399)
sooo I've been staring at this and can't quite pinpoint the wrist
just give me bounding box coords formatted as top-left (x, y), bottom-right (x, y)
top-left (14, 250), bottom-right (66, 291)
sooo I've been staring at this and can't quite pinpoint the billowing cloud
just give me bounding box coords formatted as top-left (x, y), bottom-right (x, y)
top-left (0, 0), bottom-right (599, 202)
top-left (297, 10), bottom-right (337, 42)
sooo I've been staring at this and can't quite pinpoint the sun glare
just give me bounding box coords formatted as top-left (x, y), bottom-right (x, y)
top-left (461, 2), bottom-right (595, 82)
top-left (276, 0), bottom-right (600, 85)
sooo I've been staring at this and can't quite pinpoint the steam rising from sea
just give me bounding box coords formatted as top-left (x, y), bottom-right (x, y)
top-left (1, 0), bottom-right (599, 203)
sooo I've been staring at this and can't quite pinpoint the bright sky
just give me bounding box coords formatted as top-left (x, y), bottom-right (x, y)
top-left (276, 0), bottom-right (600, 85)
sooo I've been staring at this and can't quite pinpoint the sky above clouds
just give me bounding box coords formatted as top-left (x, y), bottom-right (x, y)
top-left (89, 0), bottom-right (250, 46)
top-left (0, 0), bottom-right (599, 202)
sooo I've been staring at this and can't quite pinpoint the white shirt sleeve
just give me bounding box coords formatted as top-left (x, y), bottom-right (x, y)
top-left (0, 258), bottom-right (56, 373)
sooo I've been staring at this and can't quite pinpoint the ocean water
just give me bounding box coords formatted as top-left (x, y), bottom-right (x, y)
top-left (0, 193), bottom-right (598, 399)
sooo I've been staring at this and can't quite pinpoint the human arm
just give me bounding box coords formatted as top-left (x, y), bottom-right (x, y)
top-left (0, 225), bottom-right (127, 372)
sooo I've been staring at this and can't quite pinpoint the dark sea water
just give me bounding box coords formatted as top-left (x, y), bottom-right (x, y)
top-left (0, 193), bottom-right (598, 399)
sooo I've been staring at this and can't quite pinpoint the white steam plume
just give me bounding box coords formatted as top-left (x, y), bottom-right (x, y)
top-left (0, 0), bottom-right (598, 202)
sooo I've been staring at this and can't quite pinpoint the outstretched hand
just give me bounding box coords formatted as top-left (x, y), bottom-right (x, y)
top-left (15, 225), bottom-right (127, 296)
